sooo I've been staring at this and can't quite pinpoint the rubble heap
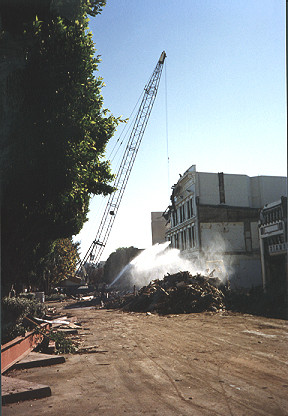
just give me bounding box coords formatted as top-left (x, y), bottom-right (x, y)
top-left (121, 271), bottom-right (227, 314)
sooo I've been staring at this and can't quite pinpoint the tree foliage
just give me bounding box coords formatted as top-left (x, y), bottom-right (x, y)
top-left (84, 263), bottom-right (104, 285)
top-left (1, 296), bottom-right (46, 344)
top-left (0, 1), bottom-right (119, 295)
top-left (43, 238), bottom-right (80, 290)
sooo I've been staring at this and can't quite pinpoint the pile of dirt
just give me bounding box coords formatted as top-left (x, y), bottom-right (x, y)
top-left (118, 271), bottom-right (227, 314)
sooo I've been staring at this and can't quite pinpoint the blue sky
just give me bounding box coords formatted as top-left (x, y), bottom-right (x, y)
top-left (75, 0), bottom-right (286, 260)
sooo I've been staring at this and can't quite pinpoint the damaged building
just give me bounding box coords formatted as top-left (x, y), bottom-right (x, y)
top-left (259, 197), bottom-right (287, 297)
top-left (151, 212), bottom-right (170, 245)
top-left (164, 165), bottom-right (287, 289)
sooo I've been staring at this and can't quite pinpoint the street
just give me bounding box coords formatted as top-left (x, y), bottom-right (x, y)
top-left (3, 303), bottom-right (288, 416)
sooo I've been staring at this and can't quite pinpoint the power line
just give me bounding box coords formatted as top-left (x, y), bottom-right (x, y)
top-left (107, 90), bottom-right (145, 164)
top-left (165, 60), bottom-right (170, 198)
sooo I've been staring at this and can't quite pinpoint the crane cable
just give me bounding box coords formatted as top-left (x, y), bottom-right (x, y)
top-left (90, 91), bottom-right (146, 241)
top-left (107, 90), bottom-right (145, 164)
top-left (108, 62), bottom-right (162, 167)
top-left (98, 63), bottom-right (163, 225)
top-left (165, 60), bottom-right (170, 199)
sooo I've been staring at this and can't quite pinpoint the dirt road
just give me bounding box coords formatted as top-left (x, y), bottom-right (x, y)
top-left (3, 303), bottom-right (288, 415)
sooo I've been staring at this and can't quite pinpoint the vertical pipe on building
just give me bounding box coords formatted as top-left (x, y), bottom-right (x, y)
top-left (195, 196), bottom-right (201, 253)
top-left (218, 172), bottom-right (225, 204)
top-left (259, 234), bottom-right (266, 292)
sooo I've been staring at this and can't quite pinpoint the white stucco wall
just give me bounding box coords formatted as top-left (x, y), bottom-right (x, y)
top-left (183, 248), bottom-right (262, 289)
top-left (200, 222), bottom-right (245, 252)
top-left (175, 165), bottom-right (287, 210)
top-left (195, 171), bottom-right (287, 209)
top-left (197, 173), bottom-right (220, 204)
top-left (151, 212), bottom-right (169, 245)
top-left (251, 222), bottom-right (260, 250)
top-left (223, 174), bottom-right (251, 206)
top-left (229, 256), bottom-right (262, 289)
top-left (250, 176), bottom-right (287, 208)
top-left (197, 172), bottom-right (252, 207)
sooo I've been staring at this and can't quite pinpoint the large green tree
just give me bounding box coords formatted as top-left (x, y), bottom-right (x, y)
top-left (0, 1), bottom-right (119, 295)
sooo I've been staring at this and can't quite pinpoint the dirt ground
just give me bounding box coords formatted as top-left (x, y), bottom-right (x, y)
top-left (2, 301), bottom-right (288, 416)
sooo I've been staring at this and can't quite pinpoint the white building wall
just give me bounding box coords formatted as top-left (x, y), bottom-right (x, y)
top-left (250, 177), bottom-right (261, 208)
top-left (230, 256), bottom-right (262, 289)
top-left (195, 172), bottom-right (286, 209)
top-left (197, 173), bottom-right (220, 204)
top-left (251, 222), bottom-right (260, 250)
top-left (200, 223), bottom-right (245, 252)
top-left (223, 175), bottom-right (251, 207)
top-left (151, 212), bottom-right (169, 245)
top-left (197, 172), bottom-right (252, 207)
top-left (250, 176), bottom-right (287, 208)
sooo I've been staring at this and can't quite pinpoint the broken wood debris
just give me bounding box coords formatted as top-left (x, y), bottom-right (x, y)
top-left (106, 271), bottom-right (227, 314)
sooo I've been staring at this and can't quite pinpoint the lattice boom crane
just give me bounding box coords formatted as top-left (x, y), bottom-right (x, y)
top-left (78, 51), bottom-right (166, 274)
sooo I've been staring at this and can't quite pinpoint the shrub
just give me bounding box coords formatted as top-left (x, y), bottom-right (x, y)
top-left (1, 297), bottom-right (46, 344)
top-left (45, 293), bottom-right (66, 301)
top-left (47, 331), bottom-right (76, 354)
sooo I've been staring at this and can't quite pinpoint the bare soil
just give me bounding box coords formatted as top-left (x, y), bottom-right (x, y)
top-left (3, 301), bottom-right (288, 416)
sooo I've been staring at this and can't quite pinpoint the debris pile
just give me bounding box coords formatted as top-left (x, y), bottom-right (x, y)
top-left (120, 271), bottom-right (227, 314)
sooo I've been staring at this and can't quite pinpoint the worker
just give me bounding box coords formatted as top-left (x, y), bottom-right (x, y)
top-left (10, 284), bottom-right (16, 298)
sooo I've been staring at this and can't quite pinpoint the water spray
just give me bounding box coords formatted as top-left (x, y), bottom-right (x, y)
top-left (109, 241), bottom-right (231, 290)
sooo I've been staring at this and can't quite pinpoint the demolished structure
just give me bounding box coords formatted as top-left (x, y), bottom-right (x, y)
top-left (151, 212), bottom-right (170, 245)
top-left (164, 165), bottom-right (287, 289)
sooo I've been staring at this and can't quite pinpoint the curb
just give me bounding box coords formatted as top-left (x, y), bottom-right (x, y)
top-left (2, 376), bottom-right (52, 405)
top-left (13, 352), bottom-right (65, 370)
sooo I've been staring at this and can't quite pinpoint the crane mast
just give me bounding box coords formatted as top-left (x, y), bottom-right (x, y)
top-left (78, 51), bottom-right (166, 275)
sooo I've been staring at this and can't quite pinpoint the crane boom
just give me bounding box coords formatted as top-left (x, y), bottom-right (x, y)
top-left (78, 51), bottom-right (166, 274)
